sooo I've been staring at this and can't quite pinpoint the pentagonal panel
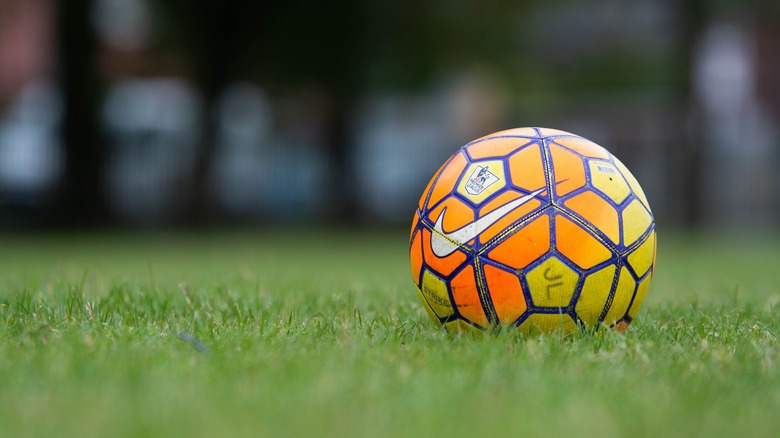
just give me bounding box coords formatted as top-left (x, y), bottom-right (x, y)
top-left (589, 160), bottom-right (630, 204)
top-left (483, 263), bottom-right (527, 325)
top-left (477, 190), bottom-right (543, 243)
top-left (549, 144), bottom-right (586, 197)
top-left (526, 256), bottom-right (579, 307)
top-left (467, 137), bottom-right (532, 159)
top-left (487, 214), bottom-right (550, 270)
top-left (575, 264), bottom-right (616, 324)
top-left (602, 266), bottom-right (635, 325)
top-left (555, 214), bottom-right (613, 269)
top-left (427, 152), bottom-right (468, 209)
top-left (613, 156), bottom-right (651, 212)
top-left (518, 312), bottom-right (577, 335)
top-left (622, 199), bottom-right (653, 247)
top-left (563, 191), bottom-right (619, 244)
top-left (456, 160), bottom-right (506, 204)
top-left (553, 137), bottom-right (610, 159)
top-left (420, 269), bottom-right (455, 320)
top-left (627, 230), bottom-right (655, 278)
top-left (508, 143), bottom-right (547, 193)
top-left (450, 264), bottom-right (488, 327)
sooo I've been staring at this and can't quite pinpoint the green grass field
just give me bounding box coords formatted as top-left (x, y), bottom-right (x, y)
top-left (1, 228), bottom-right (779, 437)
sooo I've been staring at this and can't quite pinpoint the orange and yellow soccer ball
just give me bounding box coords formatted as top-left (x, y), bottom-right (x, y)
top-left (409, 127), bottom-right (656, 335)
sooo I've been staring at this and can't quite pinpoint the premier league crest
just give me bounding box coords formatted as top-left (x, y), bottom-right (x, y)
top-left (464, 165), bottom-right (500, 196)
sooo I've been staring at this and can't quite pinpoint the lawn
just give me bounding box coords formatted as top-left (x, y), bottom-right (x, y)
top-left (1, 228), bottom-right (779, 437)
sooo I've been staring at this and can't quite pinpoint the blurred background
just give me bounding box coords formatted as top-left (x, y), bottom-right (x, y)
top-left (0, 0), bottom-right (779, 230)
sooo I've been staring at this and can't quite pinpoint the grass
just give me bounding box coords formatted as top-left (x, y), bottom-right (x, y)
top-left (1, 228), bottom-right (779, 437)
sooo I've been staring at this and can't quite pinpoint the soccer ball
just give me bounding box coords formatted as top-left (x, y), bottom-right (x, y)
top-left (409, 127), bottom-right (656, 335)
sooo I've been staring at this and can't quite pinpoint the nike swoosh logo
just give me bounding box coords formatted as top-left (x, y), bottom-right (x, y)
top-left (430, 187), bottom-right (546, 257)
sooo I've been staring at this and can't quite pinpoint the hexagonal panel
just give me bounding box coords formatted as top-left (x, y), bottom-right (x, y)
top-left (487, 214), bottom-right (550, 270)
top-left (602, 266), bottom-right (635, 326)
top-left (415, 287), bottom-right (440, 327)
top-left (627, 230), bottom-right (656, 278)
top-left (553, 137), bottom-right (610, 159)
top-left (456, 160), bottom-right (506, 204)
top-left (589, 160), bottom-right (630, 204)
top-left (450, 264), bottom-right (488, 327)
top-left (483, 263), bottom-right (527, 325)
top-left (418, 166), bottom-right (439, 211)
top-left (420, 269), bottom-right (455, 320)
top-left (410, 228), bottom-right (423, 287)
top-left (518, 312), bottom-right (577, 335)
top-left (549, 144), bottom-right (586, 198)
top-left (563, 191), bottom-right (619, 244)
top-left (538, 127), bottom-right (576, 137)
top-left (613, 155), bottom-right (651, 212)
top-left (627, 272), bottom-right (652, 320)
top-left (508, 143), bottom-right (546, 193)
top-left (477, 190), bottom-right (543, 243)
top-left (427, 196), bottom-right (475, 236)
top-left (555, 214), bottom-right (613, 269)
top-left (575, 265), bottom-right (616, 325)
top-left (622, 199), bottom-right (653, 247)
top-left (422, 228), bottom-right (467, 277)
top-left (526, 256), bottom-right (579, 307)
top-left (472, 127), bottom-right (537, 142)
top-left (410, 211), bottom-right (419, 244)
top-left (467, 137), bottom-right (532, 159)
top-left (427, 152), bottom-right (468, 209)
